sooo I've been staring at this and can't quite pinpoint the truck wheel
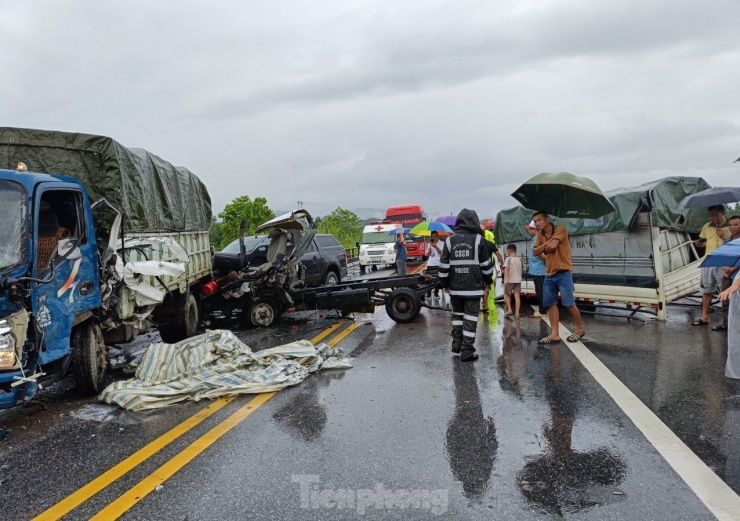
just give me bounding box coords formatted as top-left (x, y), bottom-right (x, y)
top-left (159, 293), bottom-right (199, 343)
top-left (324, 270), bottom-right (339, 286)
top-left (385, 287), bottom-right (422, 323)
top-left (360, 265), bottom-right (366, 274)
top-left (72, 321), bottom-right (107, 395)
top-left (244, 298), bottom-right (279, 328)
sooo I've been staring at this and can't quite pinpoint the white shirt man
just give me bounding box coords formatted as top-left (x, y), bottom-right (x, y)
top-left (426, 231), bottom-right (444, 298)
top-left (427, 232), bottom-right (443, 268)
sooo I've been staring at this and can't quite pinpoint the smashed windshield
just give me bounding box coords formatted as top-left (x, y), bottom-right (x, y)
top-left (361, 232), bottom-right (393, 245)
top-left (221, 235), bottom-right (267, 254)
top-left (0, 181), bottom-right (27, 273)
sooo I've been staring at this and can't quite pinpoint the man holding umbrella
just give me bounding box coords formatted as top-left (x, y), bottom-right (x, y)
top-left (510, 172), bottom-right (615, 343)
top-left (439, 209), bottom-right (494, 362)
top-left (532, 211), bottom-right (585, 344)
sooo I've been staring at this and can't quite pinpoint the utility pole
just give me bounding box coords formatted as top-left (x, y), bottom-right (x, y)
top-left (297, 200), bottom-right (303, 209)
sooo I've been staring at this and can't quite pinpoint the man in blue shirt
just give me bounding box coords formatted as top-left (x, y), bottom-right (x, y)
top-left (525, 221), bottom-right (547, 318)
top-left (394, 233), bottom-right (408, 276)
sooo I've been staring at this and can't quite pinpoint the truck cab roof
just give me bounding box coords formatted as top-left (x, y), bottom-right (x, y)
top-left (0, 168), bottom-right (86, 193)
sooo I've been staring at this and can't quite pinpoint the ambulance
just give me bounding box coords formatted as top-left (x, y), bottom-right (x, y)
top-left (357, 221), bottom-right (401, 273)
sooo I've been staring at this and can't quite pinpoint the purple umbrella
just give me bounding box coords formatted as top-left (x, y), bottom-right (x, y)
top-left (435, 215), bottom-right (457, 226)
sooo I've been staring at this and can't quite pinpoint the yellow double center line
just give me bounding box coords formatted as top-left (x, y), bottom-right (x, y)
top-left (35, 320), bottom-right (361, 521)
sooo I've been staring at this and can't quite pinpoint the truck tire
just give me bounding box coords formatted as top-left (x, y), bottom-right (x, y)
top-left (72, 321), bottom-right (107, 395)
top-left (324, 270), bottom-right (339, 286)
top-left (360, 265), bottom-right (366, 274)
top-left (244, 298), bottom-right (279, 328)
top-left (159, 293), bottom-right (199, 343)
top-left (385, 287), bottom-right (422, 323)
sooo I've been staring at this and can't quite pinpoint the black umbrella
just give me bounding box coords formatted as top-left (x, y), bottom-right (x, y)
top-left (675, 186), bottom-right (740, 210)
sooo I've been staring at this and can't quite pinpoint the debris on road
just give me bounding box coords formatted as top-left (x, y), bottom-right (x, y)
top-left (99, 329), bottom-right (352, 411)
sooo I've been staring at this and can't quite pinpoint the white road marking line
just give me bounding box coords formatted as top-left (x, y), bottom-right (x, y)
top-left (542, 314), bottom-right (740, 521)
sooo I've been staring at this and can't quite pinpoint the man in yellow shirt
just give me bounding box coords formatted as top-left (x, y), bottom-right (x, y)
top-left (693, 205), bottom-right (730, 326)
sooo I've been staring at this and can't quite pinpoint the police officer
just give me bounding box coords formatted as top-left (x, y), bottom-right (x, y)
top-left (439, 209), bottom-right (494, 362)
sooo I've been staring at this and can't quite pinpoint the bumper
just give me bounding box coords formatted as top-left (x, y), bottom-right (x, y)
top-left (0, 371), bottom-right (37, 409)
top-left (359, 255), bottom-right (396, 266)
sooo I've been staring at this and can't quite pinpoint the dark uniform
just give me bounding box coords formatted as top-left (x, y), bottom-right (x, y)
top-left (439, 209), bottom-right (494, 361)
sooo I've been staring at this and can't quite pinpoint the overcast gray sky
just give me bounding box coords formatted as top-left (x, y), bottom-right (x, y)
top-left (2, 0), bottom-right (739, 220)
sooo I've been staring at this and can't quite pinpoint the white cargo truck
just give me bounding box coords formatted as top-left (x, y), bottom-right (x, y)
top-left (495, 177), bottom-right (711, 320)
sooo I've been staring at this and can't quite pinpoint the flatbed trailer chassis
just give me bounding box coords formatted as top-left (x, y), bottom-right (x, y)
top-left (293, 274), bottom-right (438, 323)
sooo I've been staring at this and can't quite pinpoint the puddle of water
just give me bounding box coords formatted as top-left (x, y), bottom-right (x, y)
top-left (71, 404), bottom-right (155, 425)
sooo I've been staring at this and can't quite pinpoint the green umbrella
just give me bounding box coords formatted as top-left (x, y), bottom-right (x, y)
top-left (511, 172), bottom-right (616, 219)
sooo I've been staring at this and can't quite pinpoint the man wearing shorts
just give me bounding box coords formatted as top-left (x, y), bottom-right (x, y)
top-left (532, 211), bottom-right (585, 345)
top-left (693, 205), bottom-right (730, 327)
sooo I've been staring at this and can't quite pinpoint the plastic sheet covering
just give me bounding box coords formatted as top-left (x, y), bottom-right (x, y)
top-left (495, 177), bottom-right (712, 243)
top-left (99, 330), bottom-right (352, 411)
top-left (0, 127), bottom-right (211, 232)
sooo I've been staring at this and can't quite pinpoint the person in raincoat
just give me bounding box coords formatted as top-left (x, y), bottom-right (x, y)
top-left (439, 209), bottom-right (494, 362)
top-left (480, 225), bottom-right (503, 312)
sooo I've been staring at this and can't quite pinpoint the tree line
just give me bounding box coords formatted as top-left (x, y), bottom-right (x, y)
top-left (210, 196), bottom-right (363, 250)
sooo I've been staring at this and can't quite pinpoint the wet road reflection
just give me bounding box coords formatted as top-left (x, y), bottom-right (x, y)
top-left (272, 372), bottom-right (345, 441)
top-left (583, 309), bottom-right (740, 493)
top-left (446, 358), bottom-right (498, 499)
top-left (516, 337), bottom-right (627, 516)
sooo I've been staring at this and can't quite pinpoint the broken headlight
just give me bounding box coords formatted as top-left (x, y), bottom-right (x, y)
top-left (0, 321), bottom-right (16, 369)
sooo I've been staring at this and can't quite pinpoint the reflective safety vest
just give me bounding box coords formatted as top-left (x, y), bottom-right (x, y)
top-left (438, 232), bottom-right (494, 297)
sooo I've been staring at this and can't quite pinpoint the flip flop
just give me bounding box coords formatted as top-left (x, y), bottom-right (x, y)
top-left (538, 336), bottom-right (560, 345)
top-left (712, 324), bottom-right (728, 332)
top-left (567, 331), bottom-right (586, 343)
top-left (692, 319), bottom-right (709, 326)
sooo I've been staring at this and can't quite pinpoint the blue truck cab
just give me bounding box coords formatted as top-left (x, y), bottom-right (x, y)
top-left (0, 167), bottom-right (104, 408)
top-left (0, 127), bottom-right (214, 409)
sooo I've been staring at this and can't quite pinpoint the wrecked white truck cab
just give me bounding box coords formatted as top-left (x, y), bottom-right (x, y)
top-left (201, 209), bottom-right (317, 328)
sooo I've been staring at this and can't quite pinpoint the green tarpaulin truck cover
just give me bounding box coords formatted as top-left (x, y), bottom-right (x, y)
top-left (494, 177), bottom-right (711, 243)
top-left (0, 127), bottom-right (211, 232)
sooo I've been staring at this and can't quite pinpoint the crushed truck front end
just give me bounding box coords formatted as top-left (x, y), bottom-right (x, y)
top-left (0, 169), bottom-right (102, 408)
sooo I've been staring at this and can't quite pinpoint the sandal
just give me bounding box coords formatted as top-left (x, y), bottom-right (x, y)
top-left (538, 336), bottom-right (560, 345)
top-left (712, 324), bottom-right (728, 332)
top-left (692, 319), bottom-right (709, 326)
top-left (566, 331), bottom-right (586, 343)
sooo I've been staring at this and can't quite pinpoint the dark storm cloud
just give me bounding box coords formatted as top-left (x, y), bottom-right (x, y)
top-left (2, 0), bottom-right (740, 218)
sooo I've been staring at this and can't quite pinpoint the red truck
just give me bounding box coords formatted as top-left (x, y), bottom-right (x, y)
top-left (385, 204), bottom-right (431, 260)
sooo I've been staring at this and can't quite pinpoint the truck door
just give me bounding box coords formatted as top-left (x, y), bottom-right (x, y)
top-left (31, 186), bottom-right (101, 364)
top-left (301, 240), bottom-right (322, 286)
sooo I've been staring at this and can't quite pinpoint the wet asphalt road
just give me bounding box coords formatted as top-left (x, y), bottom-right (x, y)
top-left (0, 268), bottom-right (738, 520)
